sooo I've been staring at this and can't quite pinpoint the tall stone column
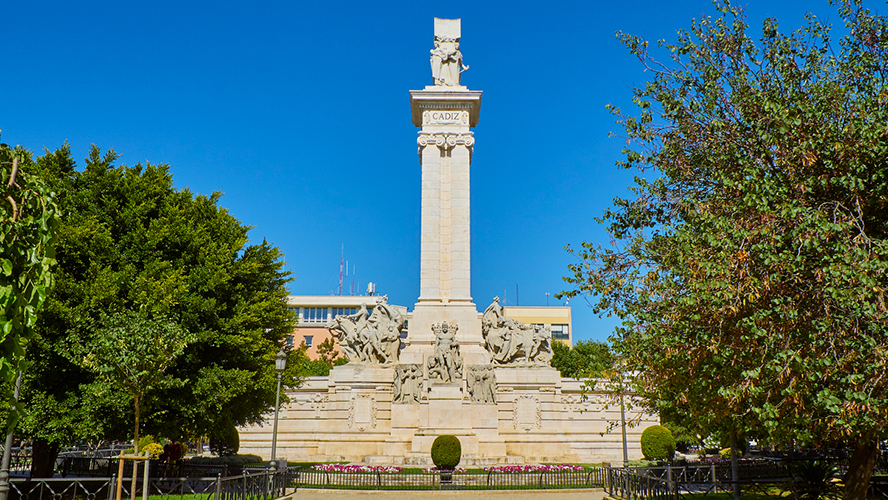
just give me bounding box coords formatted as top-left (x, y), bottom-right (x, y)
top-left (402, 18), bottom-right (486, 365)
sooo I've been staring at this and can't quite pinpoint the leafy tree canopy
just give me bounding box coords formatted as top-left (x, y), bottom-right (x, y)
top-left (8, 144), bottom-right (297, 466)
top-left (0, 139), bottom-right (59, 430)
top-left (550, 340), bottom-right (614, 379)
top-left (74, 309), bottom-right (195, 452)
top-left (293, 338), bottom-right (348, 377)
top-left (560, 2), bottom-right (888, 498)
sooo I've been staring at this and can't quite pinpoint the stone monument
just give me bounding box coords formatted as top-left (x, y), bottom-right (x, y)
top-left (237, 19), bottom-right (658, 465)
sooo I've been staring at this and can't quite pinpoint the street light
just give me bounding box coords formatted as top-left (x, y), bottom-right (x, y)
top-left (270, 348), bottom-right (287, 462)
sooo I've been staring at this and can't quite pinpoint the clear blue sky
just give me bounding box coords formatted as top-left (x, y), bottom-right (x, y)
top-left (3, 0), bottom-right (880, 343)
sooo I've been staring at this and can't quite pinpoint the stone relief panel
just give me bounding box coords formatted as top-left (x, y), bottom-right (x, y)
top-left (427, 321), bottom-right (463, 383)
top-left (513, 395), bottom-right (542, 431)
top-left (310, 394), bottom-right (329, 419)
top-left (327, 295), bottom-right (404, 366)
top-left (561, 395), bottom-right (585, 420)
top-left (348, 394), bottom-right (377, 431)
top-left (393, 364), bottom-right (423, 404)
top-left (466, 365), bottom-right (496, 404)
top-left (482, 297), bottom-right (553, 366)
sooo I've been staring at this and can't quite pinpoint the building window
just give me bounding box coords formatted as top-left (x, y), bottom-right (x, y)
top-left (551, 324), bottom-right (569, 340)
top-left (331, 307), bottom-right (356, 318)
top-left (302, 307), bottom-right (329, 324)
top-left (285, 336), bottom-right (294, 349)
top-left (304, 335), bottom-right (313, 348)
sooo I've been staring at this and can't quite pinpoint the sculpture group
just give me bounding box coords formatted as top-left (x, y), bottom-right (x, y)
top-left (481, 297), bottom-right (553, 366)
top-left (328, 297), bottom-right (551, 370)
top-left (326, 296), bottom-right (404, 365)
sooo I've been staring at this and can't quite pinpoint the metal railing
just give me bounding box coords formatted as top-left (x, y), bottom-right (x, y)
top-left (7, 468), bottom-right (290, 500)
top-left (605, 462), bottom-right (848, 500)
top-left (56, 457), bottom-right (250, 479)
top-left (293, 468), bottom-right (607, 490)
top-left (606, 467), bottom-right (675, 500)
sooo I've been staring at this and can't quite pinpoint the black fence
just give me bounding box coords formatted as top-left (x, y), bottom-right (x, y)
top-left (604, 461), bottom-right (888, 500)
top-left (293, 468), bottom-right (607, 491)
top-left (8, 468), bottom-right (291, 500)
top-left (57, 457), bottom-right (245, 479)
top-left (607, 467), bottom-right (674, 500)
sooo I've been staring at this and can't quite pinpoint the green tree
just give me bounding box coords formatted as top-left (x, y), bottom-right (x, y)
top-left (316, 337), bottom-right (340, 365)
top-left (559, 3), bottom-right (888, 499)
top-left (8, 145), bottom-right (297, 476)
top-left (0, 141), bottom-right (58, 429)
top-left (294, 339), bottom-right (348, 377)
top-left (550, 340), bottom-right (614, 378)
top-left (75, 310), bottom-right (195, 453)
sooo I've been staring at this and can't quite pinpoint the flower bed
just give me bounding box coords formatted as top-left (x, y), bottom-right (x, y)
top-left (311, 464), bottom-right (402, 473)
top-left (698, 457), bottom-right (770, 465)
top-left (308, 463), bottom-right (586, 474)
top-left (484, 465), bottom-right (583, 473)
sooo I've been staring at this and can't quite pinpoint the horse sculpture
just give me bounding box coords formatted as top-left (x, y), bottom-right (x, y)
top-left (325, 296), bottom-right (404, 366)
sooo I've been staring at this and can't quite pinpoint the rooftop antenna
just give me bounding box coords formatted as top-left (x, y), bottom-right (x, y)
top-left (338, 245), bottom-right (344, 296)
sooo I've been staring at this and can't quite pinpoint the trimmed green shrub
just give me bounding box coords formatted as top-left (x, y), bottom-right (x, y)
top-left (430, 435), bottom-right (461, 470)
top-left (640, 425), bottom-right (676, 460)
top-left (210, 425), bottom-right (240, 456)
top-left (719, 447), bottom-right (743, 459)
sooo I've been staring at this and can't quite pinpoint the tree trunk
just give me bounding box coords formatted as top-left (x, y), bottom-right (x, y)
top-left (843, 435), bottom-right (877, 500)
top-left (730, 429), bottom-right (740, 500)
top-left (29, 439), bottom-right (59, 478)
top-left (131, 396), bottom-right (141, 500)
top-left (133, 395), bottom-right (140, 454)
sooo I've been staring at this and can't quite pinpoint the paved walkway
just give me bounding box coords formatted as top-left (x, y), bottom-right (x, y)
top-left (282, 488), bottom-right (608, 499)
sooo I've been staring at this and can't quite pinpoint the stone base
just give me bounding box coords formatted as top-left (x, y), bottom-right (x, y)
top-left (238, 364), bottom-right (658, 465)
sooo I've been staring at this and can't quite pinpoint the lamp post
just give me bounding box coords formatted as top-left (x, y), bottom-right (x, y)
top-left (0, 371), bottom-right (23, 500)
top-left (620, 374), bottom-right (629, 467)
top-left (270, 348), bottom-right (287, 462)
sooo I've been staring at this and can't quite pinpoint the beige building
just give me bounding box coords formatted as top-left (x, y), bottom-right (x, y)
top-left (502, 306), bottom-right (572, 346)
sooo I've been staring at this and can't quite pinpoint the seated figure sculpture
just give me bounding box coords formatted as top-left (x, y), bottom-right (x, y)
top-left (481, 297), bottom-right (553, 366)
top-left (327, 295), bottom-right (404, 366)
